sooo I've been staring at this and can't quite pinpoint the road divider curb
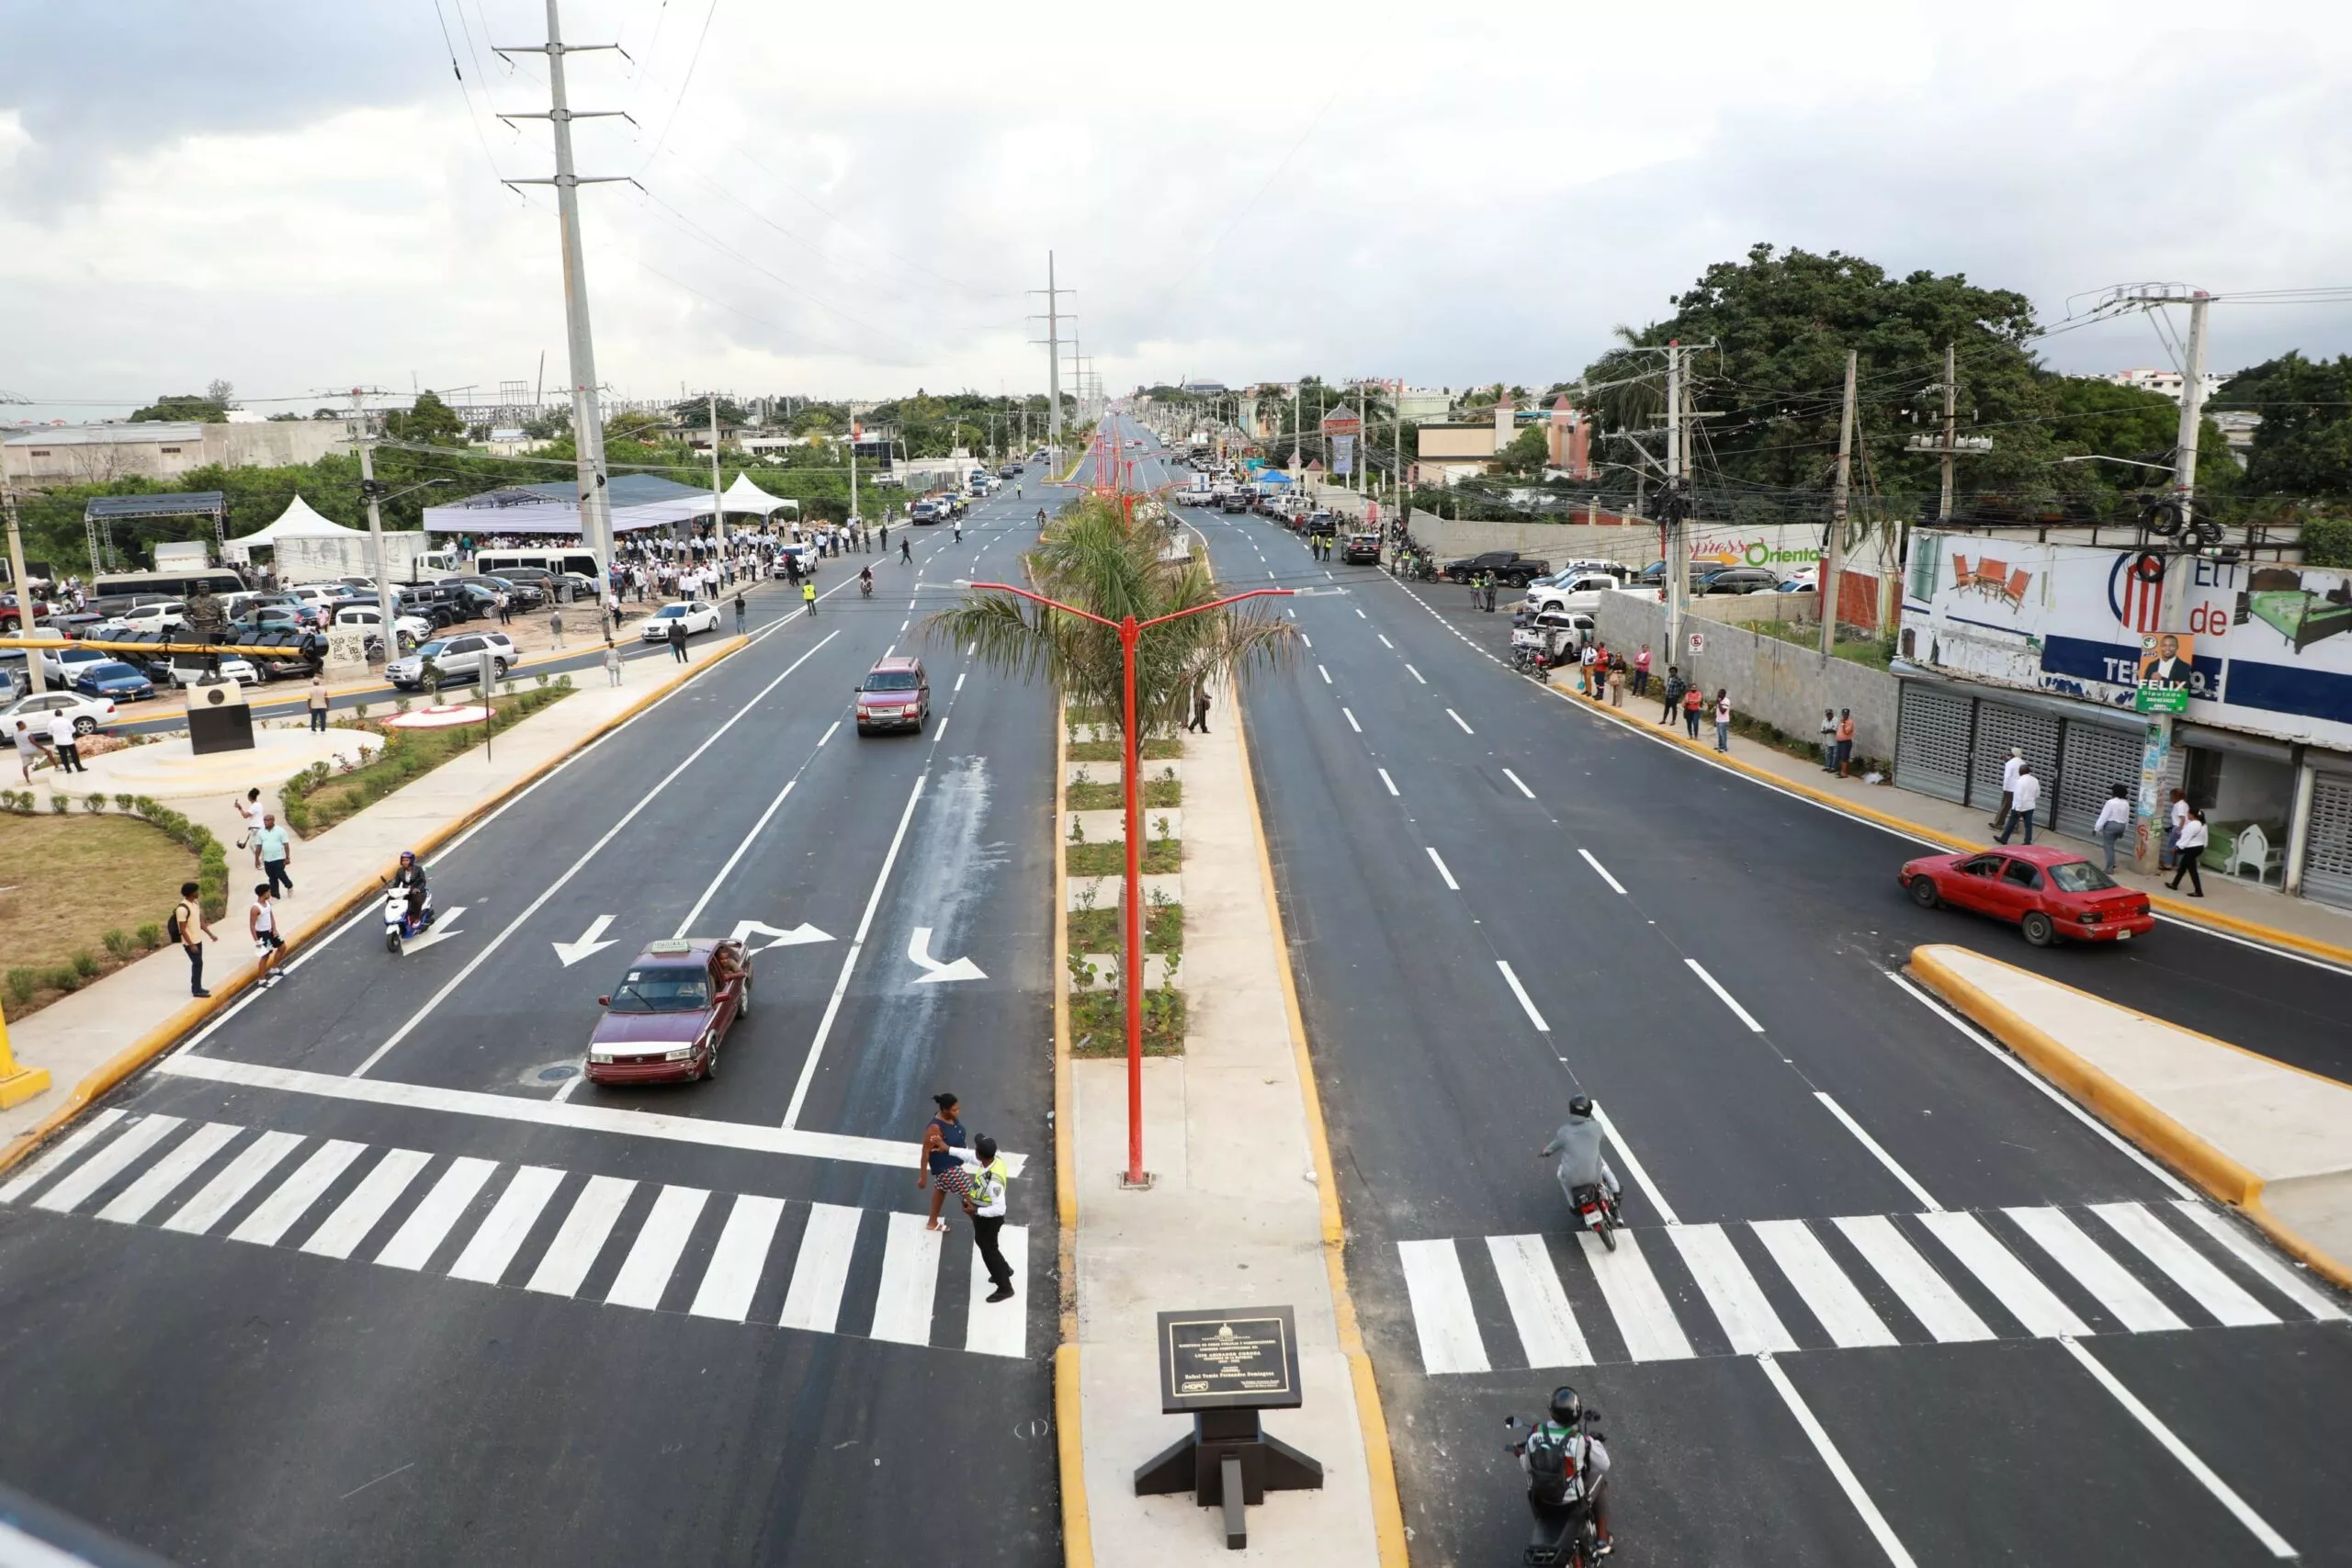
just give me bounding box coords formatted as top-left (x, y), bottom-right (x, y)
top-left (1051, 698), bottom-right (1093, 1568)
top-left (0, 632), bottom-right (757, 1183)
top-left (1907, 942), bottom-right (2352, 1292)
top-left (1555, 672), bottom-right (2352, 969)
top-left (1231, 681), bottom-right (1411, 1568)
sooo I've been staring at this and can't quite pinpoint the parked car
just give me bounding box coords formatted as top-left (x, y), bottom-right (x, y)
top-left (2, 688), bottom-right (118, 737)
top-left (386, 632), bottom-right (519, 691)
top-left (1524, 572), bottom-right (1635, 615)
top-left (162, 655), bottom-right (262, 688)
top-left (1696, 566), bottom-right (1782, 595)
top-left (1897, 846), bottom-right (2154, 947)
top-left (0, 592), bottom-right (53, 633)
top-left (71, 660), bottom-right (157, 703)
top-left (639, 600), bottom-right (721, 641)
top-left (1443, 551), bottom-right (1550, 587)
top-left (334, 604), bottom-right (435, 645)
top-left (854, 655), bottom-right (930, 735)
top-left (40, 644), bottom-right (119, 683)
top-left (585, 937), bottom-right (753, 1085)
top-left (116, 600), bottom-right (186, 630)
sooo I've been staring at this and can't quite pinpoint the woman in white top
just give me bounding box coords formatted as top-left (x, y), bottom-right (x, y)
top-left (249, 883), bottom-right (286, 987)
top-left (2168, 807), bottom-right (2209, 897)
top-left (237, 787), bottom-right (266, 864)
top-left (2093, 785), bottom-right (2132, 873)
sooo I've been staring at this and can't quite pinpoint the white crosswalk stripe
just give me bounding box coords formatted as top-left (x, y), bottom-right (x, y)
top-left (4, 1119), bottom-right (1034, 1359)
top-left (1394, 1200), bottom-right (2344, 1373)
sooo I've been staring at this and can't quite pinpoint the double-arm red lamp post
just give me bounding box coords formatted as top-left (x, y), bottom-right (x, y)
top-left (968, 580), bottom-right (1291, 1186)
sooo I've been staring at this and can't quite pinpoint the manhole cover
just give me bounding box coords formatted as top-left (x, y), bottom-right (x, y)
top-left (532, 1063), bottom-right (581, 1084)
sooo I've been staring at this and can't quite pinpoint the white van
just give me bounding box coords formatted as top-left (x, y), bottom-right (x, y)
top-left (475, 547), bottom-right (604, 599)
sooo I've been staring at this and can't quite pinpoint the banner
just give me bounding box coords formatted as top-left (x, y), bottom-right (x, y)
top-left (2135, 632), bottom-right (2194, 713)
top-left (1331, 434), bottom-right (1354, 477)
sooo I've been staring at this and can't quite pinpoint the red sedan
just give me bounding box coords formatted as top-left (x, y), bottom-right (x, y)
top-left (586, 938), bottom-right (752, 1084)
top-left (1899, 845), bottom-right (2154, 947)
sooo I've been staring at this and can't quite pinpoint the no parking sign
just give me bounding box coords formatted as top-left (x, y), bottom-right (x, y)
top-left (1687, 631), bottom-right (1706, 655)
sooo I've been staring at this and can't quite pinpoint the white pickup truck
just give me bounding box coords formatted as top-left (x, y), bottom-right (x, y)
top-left (1522, 571), bottom-right (1641, 615)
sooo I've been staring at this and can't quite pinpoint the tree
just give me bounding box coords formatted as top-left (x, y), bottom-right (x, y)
top-left (927, 497), bottom-right (1294, 738)
top-left (205, 378), bottom-right (237, 409)
top-left (2214, 352), bottom-right (2352, 497)
top-left (1495, 424), bottom-right (1550, 478)
top-left (384, 389), bottom-right (468, 446)
top-left (130, 393), bottom-right (227, 423)
top-left (605, 409), bottom-right (669, 444)
top-left (672, 395), bottom-right (750, 427)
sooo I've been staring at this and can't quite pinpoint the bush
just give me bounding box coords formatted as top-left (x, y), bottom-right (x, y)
top-left (102, 929), bottom-right (133, 960)
top-left (115, 793), bottom-right (135, 813)
top-left (2305, 512), bottom-right (2352, 569)
top-left (85, 792), bottom-right (107, 813)
top-left (44, 964), bottom-right (80, 995)
top-left (5, 969), bottom-right (35, 1007)
top-left (71, 950), bottom-right (99, 979)
top-left (50, 794), bottom-right (68, 814)
top-left (136, 922), bottom-right (164, 950)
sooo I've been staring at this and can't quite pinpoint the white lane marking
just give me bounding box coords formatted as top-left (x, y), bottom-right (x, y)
top-left (1425, 846), bottom-right (1460, 890)
top-left (1354, 607), bottom-right (1366, 618)
top-left (1758, 1356), bottom-right (1921, 1568)
top-left (955, 671), bottom-right (966, 692)
top-left (0, 1109), bottom-right (125, 1204)
top-left (2091, 1204), bottom-right (2277, 1326)
top-left (1883, 971), bottom-right (2196, 1199)
top-left (1577, 1229), bottom-right (1692, 1359)
top-left (1445, 707), bottom-right (1474, 735)
top-left (1502, 767), bottom-right (1534, 799)
top-left (1834, 1214), bottom-right (1994, 1341)
top-left (1497, 961), bottom-right (1550, 1032)
top-left (1917, 1210), bottom-right (2088, 1336)
top-left (966, 1223), bottom-right (1031, 1358)
top-left (1685, 958), bottom-right (1766, 1032)
top-left (2007, 1206), bottom-right (2185, 1333)
top-left (2060, 1337), bottom-right (2298, 1558)
top-left (1578, 848), bottom-right (1626, 895)
top-left (351, 631), bottom-right (843, 1077)
top-left (301, 1147), bottom-right (433, 1260)
top-left (34, 1116), bottom-right (185, 1213)
top-left (375, 1156), bottom-right (499, 1271)
top-left (1317, 664), bottom-right (1331, 684)
top-left (1486, 1234), bottom-right (1592, 1367)
top-left (96, 1122), bottom-right (242, 1225)
top-left (1341, 706), bottom-right (1362, 732)
top-left (784, 770), bottom-right (929, 1128)
top-left (606, 1185), bottom-right (710, 1310)
top-left (819, 719), bottom-right (842, 746)
top-left (1406, 663), bottom-right (1425, 683)
top-left (1671, 1224), bottom-right (1798, 1354)
top-left (690, 1194), bottom-right (786, 1321)
top-left (1298, 634), bottom-right (1311, 649)
top-left (1750, 1219), bottom-right (1898, 1348)
top-left (447, 1165), bottom-right (565, 1284)
top-left (1588, 1103), bottom-right (1679, 1226)
top-left (1377, 634), bottom-right (1394, 649)
top-left (1815, 1092), bottom-right (1942, 1212)
top-left (162, 1129), bottom-right (304, 1235)
top-left (870, 1210), bottom-right (944, 1346)
top-left (966, 642), bottom-right (976, 657)
top-left (228, 1139), bottom-right (366, 1247)
top-left (526, 1175), bottom-right (637, 1296)
top-left (1397, 1239), bottom-right (1491, 1373)
top-left (1377, 768), bottom-right (1399, 796)
top-left (899, 620), bottom-right (909, 634)
top-left (2168, 1201), bottom-right (2344, 1320)
top-left (674, 780), bottom-right (797, 936)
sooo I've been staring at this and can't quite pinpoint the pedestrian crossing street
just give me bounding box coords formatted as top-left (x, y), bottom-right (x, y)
top-left (1392, 1201), bottom-right (2345, 1374)
top-left (0, 1111), bottom-right (1030, 1360)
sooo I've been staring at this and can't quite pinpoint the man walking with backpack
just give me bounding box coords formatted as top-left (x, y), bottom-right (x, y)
top-left (173, 879), bottom-right (219, 998)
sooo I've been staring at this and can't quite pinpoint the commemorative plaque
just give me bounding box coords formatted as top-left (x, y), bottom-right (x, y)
top-left (1136, 1305), bottom-right (1322, 1550)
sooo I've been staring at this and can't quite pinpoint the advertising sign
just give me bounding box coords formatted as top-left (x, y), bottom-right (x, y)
top-left (2135, 632), bottom-right (2194, 713)
top-left (1330, 434), bottom-right (1355, 477)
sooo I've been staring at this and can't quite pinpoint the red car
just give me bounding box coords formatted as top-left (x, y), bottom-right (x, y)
top-left (1898, 845), bottom-right (2154, 947)
top-left (586, 938), bottom-right (752, 1084)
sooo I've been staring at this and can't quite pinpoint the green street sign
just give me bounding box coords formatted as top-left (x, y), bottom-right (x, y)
top-left (2135, 685), bottom-right (2188, 714)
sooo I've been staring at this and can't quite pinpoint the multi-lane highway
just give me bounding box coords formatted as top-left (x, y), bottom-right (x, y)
top-left (0, 491), bottom-right (1063, 1565)
top-left (1122, 416), bottom-right (2352, 1567)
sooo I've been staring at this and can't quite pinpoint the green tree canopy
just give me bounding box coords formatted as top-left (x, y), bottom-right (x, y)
top-left (383, 389), bottom-right (467, 446)
top-left (1495, 423), bottom-right (1550, 477)
top-left (130, 393), bottom-right (227, 423)
top-left (2214, 352), bottom-right (2352, 497)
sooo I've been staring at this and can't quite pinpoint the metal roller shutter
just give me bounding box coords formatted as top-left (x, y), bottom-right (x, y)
top-left (2301, 772), bottom-right (2352, 910)
top-left (2053, 721), bottom-right (2141, 837)
top-left (1970, 700), bottom-right (2062, 814)
top-left (1895, 684), bottom-right (1973, 805)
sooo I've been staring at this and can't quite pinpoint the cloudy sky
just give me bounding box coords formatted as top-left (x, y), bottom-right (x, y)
top-left (4, 0), bottom-right (2349, 423)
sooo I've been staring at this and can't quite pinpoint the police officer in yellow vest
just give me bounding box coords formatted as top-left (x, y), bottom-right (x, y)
top-left (961, 1134), bottom-right (1014, 1303)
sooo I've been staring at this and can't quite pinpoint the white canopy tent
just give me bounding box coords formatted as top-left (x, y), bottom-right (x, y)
top-left (720, 472), bottom-right (799, 517)
top-left (223, 495), bottom-right (362, 560)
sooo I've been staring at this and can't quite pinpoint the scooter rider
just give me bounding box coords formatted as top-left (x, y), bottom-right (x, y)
top-left (859, 566), bottom-right (874, 597)
top-left (1513, 1386), bottom-right (1613, 1558)
top-left (390, 849), bottom-right (428, 926)
top-left (1540, 1096), bottom-right (1622, 1209)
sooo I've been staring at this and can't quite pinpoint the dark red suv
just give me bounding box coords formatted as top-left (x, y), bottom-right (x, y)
top-left (854, 656), bottom-right (930, 735)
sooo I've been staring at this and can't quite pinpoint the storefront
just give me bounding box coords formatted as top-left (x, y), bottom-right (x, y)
top-left (1894, 674), bottom-right (2143, 838)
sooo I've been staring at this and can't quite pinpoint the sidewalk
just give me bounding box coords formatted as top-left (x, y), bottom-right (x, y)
top-left (1911, 944), bottom-right (2352, 1292)
top-left (1064, 678), bottom-right (1404, 1564)
top-left (1, 633), bottom-right (752, 1162)
top-left (1555, 670), bottom-right (2352, 965)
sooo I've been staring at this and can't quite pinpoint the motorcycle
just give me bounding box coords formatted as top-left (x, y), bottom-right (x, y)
top-left (382, 883), bottom-right (436, 954)
top-left (1568, 1179), bottom-right (1621, 1251)
top-left (860, 576), bottom-right (874, 599)
top-left (1503, 1411), bottom-right (1606, 1567)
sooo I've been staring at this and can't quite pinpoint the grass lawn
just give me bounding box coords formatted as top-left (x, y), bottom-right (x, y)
top-left (0, 812), bottom-right (192, 1014)
top-left (1069, 738), bottom-right (1186, 762)
top-left (1747, 619), bottom-right (1897, 670)
top-left (288, 685), bottom-right (570, 835)
top-left (1067, 903), bottom-right (1182, 953)
top-left (1068, 839), bottom-right (1181, 876)
top-left (1069, 988), bottom-right (1186, 1056)
top-left (1067, 777), bottom-right (1182, 810)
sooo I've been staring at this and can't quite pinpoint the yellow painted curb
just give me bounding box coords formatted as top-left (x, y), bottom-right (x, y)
top-left (1907, 943), bottom-right (2352, 1292)
top-left (1051, 700), bottom-right (1093, 1568)
top-left (1560, 679), bottom-right (2352, 969)
top-left (0, 633), bottom-right (757, 1181)
top-left (1232, 681), bottom-right (1412, 1568)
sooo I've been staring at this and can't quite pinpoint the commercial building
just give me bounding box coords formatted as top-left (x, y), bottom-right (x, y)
top-left (2, 421), bottom-right (351, 487)
top-left (1411, 395), bottom-right (1590, 485)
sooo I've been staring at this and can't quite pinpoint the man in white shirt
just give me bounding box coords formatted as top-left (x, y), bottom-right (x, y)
top-left (2093, 786), bottom-right (2132, 872)
top-left (959, 1134), bottom-right (1015, 1303)
top-left (2165, 789), bottom-right (2190, 870)
top-left (1990, 747), bottom-right (2024, 831)
top-left (1996, 763), bottom-right (2041, 845)
top-left (46, 707), bottom-right (84, 774)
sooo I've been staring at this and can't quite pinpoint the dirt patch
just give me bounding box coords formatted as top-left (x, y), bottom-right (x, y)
top-left (0, 812), bottom-right (194, 1014)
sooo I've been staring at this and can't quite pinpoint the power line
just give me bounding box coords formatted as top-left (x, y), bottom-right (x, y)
top-left (636, 0), bottom-right (720, 172)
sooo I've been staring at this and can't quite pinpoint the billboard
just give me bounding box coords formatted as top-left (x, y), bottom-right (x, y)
top-left (1331, 434), bottom-right (1354, 477)
top-left (1900, 531), bottom-right (2352, 751)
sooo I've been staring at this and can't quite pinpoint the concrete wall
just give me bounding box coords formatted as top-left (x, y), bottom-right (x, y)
top-left (1592, 592), bottom-right (1900, 766)
top-left (1690, 590), bottom-right (1818, 625)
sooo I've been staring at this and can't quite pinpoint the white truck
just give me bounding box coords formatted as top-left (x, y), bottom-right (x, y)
top-left (274, 530), bottom-right (436, 586)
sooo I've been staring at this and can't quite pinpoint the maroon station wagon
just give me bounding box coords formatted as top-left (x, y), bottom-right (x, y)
top-left (1898, 845), bottom-right (2154, 947)
top-left (586, 938), bottom-right (752, 1084)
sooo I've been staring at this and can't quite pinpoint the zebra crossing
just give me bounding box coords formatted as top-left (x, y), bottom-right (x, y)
top-left (1392, 1201), bottom-right (2344, 1374)
top-left (0, 1111), bottom-right (1030, 1360)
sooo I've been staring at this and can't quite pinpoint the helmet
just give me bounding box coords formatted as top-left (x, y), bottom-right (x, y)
top-left (1567, 1094), bottom-right (1593, 1120)
top-left (399, 850), bottom-right (416, 864)
top-left (1548, 1386), bottom-right (1583, 1427)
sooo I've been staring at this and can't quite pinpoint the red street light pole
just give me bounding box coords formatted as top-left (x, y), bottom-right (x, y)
top-left (970, 580), bottom-right (1293, 1186)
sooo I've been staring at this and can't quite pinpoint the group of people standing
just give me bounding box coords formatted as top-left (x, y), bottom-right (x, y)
top-left (1992, 751), bottom-right (2210, 897)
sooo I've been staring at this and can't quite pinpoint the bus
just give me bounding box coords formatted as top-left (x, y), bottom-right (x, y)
top-left (92, 568), bottom-right (244, 606)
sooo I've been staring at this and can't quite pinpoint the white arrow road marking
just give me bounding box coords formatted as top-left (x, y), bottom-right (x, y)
top-left (730, 919), bottom-right (834, 953)
top-left (550, 915), bottom-right (617, 967)
top-left (400, 907), bottom-right (467, 955)
top-left (907, 926), bottom-right (986, 984)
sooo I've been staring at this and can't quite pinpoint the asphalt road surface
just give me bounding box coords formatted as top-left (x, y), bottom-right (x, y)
top-left (1126, 417), bottom-right (2352, 1568)
top-left (0, 489), bottom-right (1064, 1566)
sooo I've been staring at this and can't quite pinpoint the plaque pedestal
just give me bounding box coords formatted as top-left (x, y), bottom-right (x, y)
top-left (1135, 1406), bottom-right (1323, 1548)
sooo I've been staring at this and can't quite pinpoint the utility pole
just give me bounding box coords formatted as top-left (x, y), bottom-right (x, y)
top-left (496, 0), bottom-right (627, 582)
top-left (1664, 342), bottom-right (1688, 659)
top-left (3, 480), bottom-right (42, 694)
top-left (349, 388), bottom-right (398, 656)
top-left (1821, 350), bottom-right (1858, 656)
top-left (1939, 342), bottom-right (1959, 523)
top-left (2136, 289), bottom-right (2211, 871)
top-left (848, 418), bottom-right (860, 528)
top-left (707, 393), bottom-right (725, 551)
top-left (1029, 254), bottom-right (1072, 464)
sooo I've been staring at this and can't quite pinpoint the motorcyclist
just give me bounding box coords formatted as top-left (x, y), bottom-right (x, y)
top-left (390, 850), bottom-right (428, 926)
top-left (1513, 1385), bottom-right (1613, 1558)
top-left (1540, 1096), bottom-right (1622, 1210)
top-left (859, 566), bottom-right (874, 596)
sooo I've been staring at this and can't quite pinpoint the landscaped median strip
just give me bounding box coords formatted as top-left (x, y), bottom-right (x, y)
top-left (0, 632), bottom-right (758, 1183)
top-left (1908, 942), bottom-right (2352, 1293)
